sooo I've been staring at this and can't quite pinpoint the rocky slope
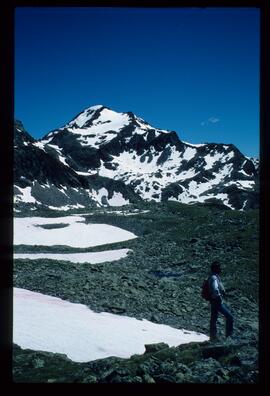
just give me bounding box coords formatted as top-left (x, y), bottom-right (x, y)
top-left (14, 120), bottom-right (141, 213)
top-left (13, 201), bottom-right (259, 383)
top-left (14, 105), bottom-right (259, 212)
top-left (13, 337), bottom-right (258, 384)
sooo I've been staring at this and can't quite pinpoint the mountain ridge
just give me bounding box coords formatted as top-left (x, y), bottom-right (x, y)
top-left (14, 105), bottom-right (259, 212)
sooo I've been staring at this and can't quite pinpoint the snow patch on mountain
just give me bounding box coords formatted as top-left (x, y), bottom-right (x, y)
top-left (15, 107), bottom-right (259, 211)
top-left (182, 147), bottom-right (197, 160)
top-left (15, 186), bottom-right (38, 204)
top-left (33, 142), bottom-right (46, 152)
top-left (61, 107), bottom-right (132, 147)
top-left (47, 204), bottom-right (84, 211)
top-left (182, 141), bottom-right (207, 148)
top-left (89, 188), bottom-right (130, 206)
top-left (235, 180), bottom-right (255, 189)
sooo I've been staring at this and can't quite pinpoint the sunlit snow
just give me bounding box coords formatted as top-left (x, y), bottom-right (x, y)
top-left (67, 108), bottom-right (131, 147)
top-left (182, 147), bottom-right (197, 160)
top-left (15, 186), bottom-right (37, 204)
top-left (33, 142), bottom-right (46, 152)
top-left (89, 188), bottom-right (130, 207)
top-left (236, 180), bottom-right (254, 189)
top-left (181, 141), bottom-right (206, 148)
top-left (14, 249), bottom-right (131, 264)
top-left (14, 288), bottom-right (209, 363)
top-left (14, 216), bottom-right (137, 247)
top-left (204, 153), bottom-right (224, 170)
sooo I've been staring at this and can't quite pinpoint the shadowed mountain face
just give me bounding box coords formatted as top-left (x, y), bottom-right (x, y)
top-left (14, 106), bottom-right (259, 212)
top-left (14, 118), bottom-right (142, 213)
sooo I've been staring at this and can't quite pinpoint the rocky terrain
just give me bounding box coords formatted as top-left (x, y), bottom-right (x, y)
top-left (13, 201), bottom-right (259, 383)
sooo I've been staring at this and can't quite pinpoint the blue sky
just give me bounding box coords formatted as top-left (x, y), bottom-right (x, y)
top-left (15, 7), bottom-right (260, 157)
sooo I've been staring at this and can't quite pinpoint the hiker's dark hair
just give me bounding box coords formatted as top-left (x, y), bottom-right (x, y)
top-left (211, 261), bottom-right (221, 273)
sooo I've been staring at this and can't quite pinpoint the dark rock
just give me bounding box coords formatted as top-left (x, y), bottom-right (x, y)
top-left (144, 343), bottom-right (169, 354)
top-left (229, 354), bottom-right (242, 366)
top-left (201, 345), bottom-right (235, 360)
top-left (142, 374), bottom-right (155, 383)
top-left (153, 374), bottom-right (176, 383)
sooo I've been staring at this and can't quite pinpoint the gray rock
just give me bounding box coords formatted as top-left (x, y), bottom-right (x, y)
top-left (142, 374), bottom-right (156, 383)
top-left (144, 343), bottom-right (170, 354)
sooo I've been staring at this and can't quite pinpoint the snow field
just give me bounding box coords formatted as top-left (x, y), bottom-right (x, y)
top-left (14, 288), bottom-right (209, 363)
top-left (14, 216), bottom-right (137, 248)
top-left (13, 214), bottom-right (209, 364)
top-left (14, 249), bottom-right (131, 264)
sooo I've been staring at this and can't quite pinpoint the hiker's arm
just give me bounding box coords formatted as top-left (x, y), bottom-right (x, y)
top-left (219, 281), bottom-right (226, 296)
top-left (211, 276), bottom-right (222, 300)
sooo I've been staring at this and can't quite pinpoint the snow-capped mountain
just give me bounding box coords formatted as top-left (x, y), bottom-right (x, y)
top-left (14, 119), bottom-right (142, 212)
top-left (14, 106), bottom-right (259, 212)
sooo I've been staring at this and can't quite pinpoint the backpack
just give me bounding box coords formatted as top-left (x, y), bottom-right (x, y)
top-left (201, 276), bottom-right (211, 301)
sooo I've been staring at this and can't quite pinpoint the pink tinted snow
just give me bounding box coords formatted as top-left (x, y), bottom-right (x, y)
top-left (14, 288), bottom-right (209, 363)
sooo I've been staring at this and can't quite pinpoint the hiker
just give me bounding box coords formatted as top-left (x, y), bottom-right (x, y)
top-left (208, 261), bottom-right (234, 341)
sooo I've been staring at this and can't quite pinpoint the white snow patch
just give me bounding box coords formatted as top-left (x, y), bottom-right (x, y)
top-left (197, 193), bottom-right (234, 209)
top-left (221, 152), bottom-right (234, 162)
top-left (15, 186), bottom-right (37, 204)
top-left (14, 216), bottom-right (137, 247)
top-left (182, 147), bottom-right (197, 161)
top-left (238, 169), bottom-right (251, 177)
top-left (212, 164), bottom-right (233, 182)
top-left (46, 204), bottom-right (85, 211)
top-left (58, 155), bottom-right (70, 167)
top-left (33, 142), bottom-right (46, 152)
top-left (245, 156), bottom-right (259, 170)
top-left (45, 144), bottom-right (70, 167)
top-left (88, 105), bottom-right (103, 111)
top-left (90, 187), bottom-right (109, 206)
top-left (108, 192), bottom-right (130, 206)
top-left (14, 249), bottom-right (131, 264)
top-left (47, 205), bottom-right (71, 211)
top-left (89, 188), bottom-right (129, 207)
top-left (120, 210), bottom-right (150, 216)
top-left (76, 171), bottom-right (92, 176)
top-left (66, 108), bottom-right (131, 148)
top-left (204, 153), bottom-right (224, 170)
top-left (187, 180), bottom-right (211, 196)
top-left (98, 145), bottom-right (182, 189)
top-left (169, 189), bottom-right (235, 210)
top-left (47, 144), bottom-right (62, 151)
top-left (178, 169), bottom-right (198, 180)
top-left (40, 136), bottom-right (54, 145)
top-left (236, 180), bottom-right (255, 189)
top-left (14, 288), bottom-right (209, 363)
top-left (182, 141), bottom-right (206, 147)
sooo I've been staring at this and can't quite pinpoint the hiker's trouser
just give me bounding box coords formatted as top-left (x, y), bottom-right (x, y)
top-left (210, 298), bottom-right (234, 338)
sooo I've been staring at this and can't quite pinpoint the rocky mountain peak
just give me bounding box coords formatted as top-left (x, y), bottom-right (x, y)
top-left (14, 120), bottom-right (35, 146)
top-left (14, 106), bottom-right (259, 212)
